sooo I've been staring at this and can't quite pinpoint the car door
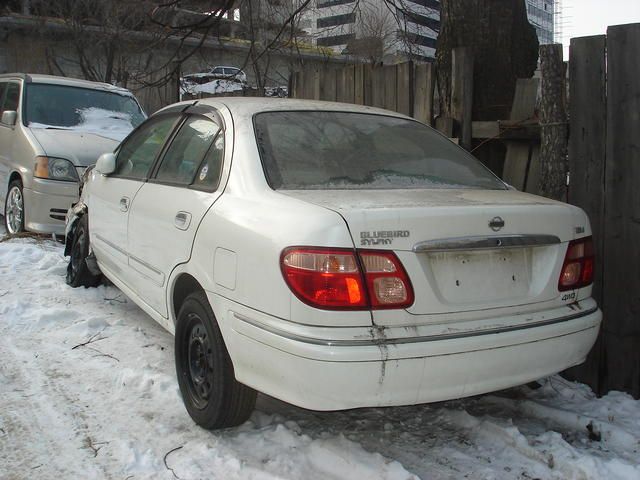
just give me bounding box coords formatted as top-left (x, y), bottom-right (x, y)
top-left (126, 109), bottom-right (226, 317)
top-left (89, 113), bottom-right (181, 284)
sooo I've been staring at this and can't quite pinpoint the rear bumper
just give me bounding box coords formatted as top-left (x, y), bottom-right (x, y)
top-left (23, 178), bottom-right (79, 235)
top-left (213, 294), bottom-right (602, 411)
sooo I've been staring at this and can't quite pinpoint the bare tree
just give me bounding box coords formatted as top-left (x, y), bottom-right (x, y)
top-left (32, 0), bottom-right (157, 86)
top-left (344, 0), bottom-right (400, 63)
top-left (435, 0), bottom-right (539, 121)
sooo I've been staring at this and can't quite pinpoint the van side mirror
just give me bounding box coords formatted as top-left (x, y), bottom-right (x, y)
top-left (95, 153), bottom-right (116, 175)
top-left (1, 111), bottom-right (17, 126)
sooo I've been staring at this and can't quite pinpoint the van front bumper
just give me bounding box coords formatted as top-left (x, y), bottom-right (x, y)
top-left (23, 178), bottom-right (79, 235)
top-left (212, 294), bottom-right (602, 411)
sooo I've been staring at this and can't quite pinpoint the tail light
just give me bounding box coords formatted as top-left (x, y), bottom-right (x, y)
top-left (281, 247), bottom-right (414, 310)
top-left (558, 236), bottom-right (594, 291)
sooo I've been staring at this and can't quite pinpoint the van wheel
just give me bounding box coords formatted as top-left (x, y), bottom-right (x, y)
top-left (175, 291), bottom-right (256, 429)
top-left (5, 179), bottom-right (24, 234)
top-left (66, 215), bottom-right (101, 288)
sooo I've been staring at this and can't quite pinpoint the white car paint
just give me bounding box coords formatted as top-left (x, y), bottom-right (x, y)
top-left (74, 98), bottom-right (601, 411)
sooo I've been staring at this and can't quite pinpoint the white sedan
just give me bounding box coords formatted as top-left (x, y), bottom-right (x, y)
top-left (65, 98), bottom-right (602, 430)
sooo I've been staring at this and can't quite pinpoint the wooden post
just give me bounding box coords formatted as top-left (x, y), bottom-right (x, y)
top-left (562, 35), bottom-right (607, 393)
top-left (603, 23), bottom-right (640, 397)
top-left (538, 44), bottom-right (568, 201)
top-left (568, 36), bottom-right (606, 305)
top-left (451, 47), bottom-right (473, 150)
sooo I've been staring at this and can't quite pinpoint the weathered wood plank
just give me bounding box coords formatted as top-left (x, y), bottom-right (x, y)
top-left (523, 144), bottom-right (540, 194)
top-left (603, 23), bottom-right (640, 397)
top-left (396, 61), bottom-right (412, 116)
top-left (568, 35), bottom-right (606, 305)
top-left (383, 65), bottom-right (397, 111)
top-left (354, 64), bottom-right (365, 105)
top-left (451, 47), bottom-right (473, 150)
top-left (320, 68), bottom-right (337, 101)
top-left (502, 142), bottom-right (532, 190)
top-left (336, 65), bottom-right (355, 103)
top-left (510, 78), bottom-right (539, 121)
top-left (370, 66), bottom-right (385, 108)
top-left (472, 121), bottom-right (500, 138)
top-left (435, 116), bottom-right (454, 137)
top-left (413, 63), bottom-right (434, 125)
top-left (561, 35), bottom-right (607, 394)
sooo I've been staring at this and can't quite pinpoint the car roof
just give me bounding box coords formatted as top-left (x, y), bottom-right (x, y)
top-left (0, 73), bottom-right (135, 96)
top-left (169, 97), bottom-right (412, 120)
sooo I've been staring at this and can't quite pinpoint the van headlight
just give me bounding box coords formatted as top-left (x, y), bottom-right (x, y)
top-left (34, 156), bottom-right (79, 182)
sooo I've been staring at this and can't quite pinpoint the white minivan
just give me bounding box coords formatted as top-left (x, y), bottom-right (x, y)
top-left (0, 73), bottom-right (145, 235)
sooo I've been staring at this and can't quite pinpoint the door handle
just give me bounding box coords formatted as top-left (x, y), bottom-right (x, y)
top-left (175, 211), bottom-right (192, 230)
top-left (119, 197), bottom-right (130, 212)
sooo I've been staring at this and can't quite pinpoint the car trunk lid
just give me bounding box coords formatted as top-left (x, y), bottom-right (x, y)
top-left (282, 189), bottom-right (576, 323)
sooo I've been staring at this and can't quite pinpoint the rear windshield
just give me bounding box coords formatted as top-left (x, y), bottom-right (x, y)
top-left (254, 111), bottom-right (506, 190)
top-left (24, 83), bottom-right (145, 129)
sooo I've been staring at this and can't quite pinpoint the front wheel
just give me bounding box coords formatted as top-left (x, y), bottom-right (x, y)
top-left (4, 179), bottom-right (25, 234)
top-left (175, 291), bottom-right (256, 429)
top-left (66, 215), bottom-right (101, 288)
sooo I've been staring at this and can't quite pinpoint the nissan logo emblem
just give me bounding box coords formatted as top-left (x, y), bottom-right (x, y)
top-left (489, 216), bottom-right (505, 232)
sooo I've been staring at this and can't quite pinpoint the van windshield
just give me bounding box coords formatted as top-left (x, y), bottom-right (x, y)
top-left (254, 111), bottom-right (506, 190)
top-left (24, 83), bottom-right (145, 133)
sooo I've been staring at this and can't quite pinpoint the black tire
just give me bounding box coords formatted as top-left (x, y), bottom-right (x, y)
top-left (66, 215), bottom-right (101, 288)
top-left (4, 179), bottom-right (25, 234)
top-left (175, 291), bottom-right (256, 429)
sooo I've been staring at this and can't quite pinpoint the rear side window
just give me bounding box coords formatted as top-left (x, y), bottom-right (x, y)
top-left (192, 133), bottom-right (224, 190)
top-left (114, 115), bottom-right (177, 180)
top-left (254, 111), bottom-right (506, 191)
top-left (155, 116), bottom-right (220, 186)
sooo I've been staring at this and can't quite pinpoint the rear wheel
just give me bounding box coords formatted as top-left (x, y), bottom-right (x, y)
top-left (175, 291), bottom-right (256, 429)
top-left (4, 179), bottom-right (24, 234)
top-left (66, 215), bottom-right (101, 288)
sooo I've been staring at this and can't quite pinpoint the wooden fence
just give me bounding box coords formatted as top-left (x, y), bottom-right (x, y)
top-left (567, 23), bottom-right (640, 397)
top-left (290, 62), bottom-right (435, 125)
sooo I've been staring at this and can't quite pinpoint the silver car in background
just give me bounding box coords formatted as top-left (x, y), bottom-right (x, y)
top-left (0, 73), bottom-right (145, 235)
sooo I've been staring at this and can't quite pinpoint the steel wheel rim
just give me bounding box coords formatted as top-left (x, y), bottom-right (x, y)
top-left (185, 313), bottom-right (214, 410)
top-left (5, 186), bottom-right (23, 234)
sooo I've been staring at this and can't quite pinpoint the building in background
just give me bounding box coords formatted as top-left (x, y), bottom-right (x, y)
top-left (303, 0), bottom-right (558, 62)
top-left (525, 0), bottom-right (556, 44)
top-left (302, 0), bottom-right (440, 62)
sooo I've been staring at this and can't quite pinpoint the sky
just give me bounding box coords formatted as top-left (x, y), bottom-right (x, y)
top-left (561, 0), bottom-right (640, 46)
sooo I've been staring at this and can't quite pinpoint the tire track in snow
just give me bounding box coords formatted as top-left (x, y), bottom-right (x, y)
top-left (0, 336), bottom-right (106, 479)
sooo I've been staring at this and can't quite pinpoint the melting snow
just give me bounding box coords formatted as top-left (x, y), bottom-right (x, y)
top-left (29, 107), bottom-right (136, 142)
top-left (0, 233), bottom-right (638, 479)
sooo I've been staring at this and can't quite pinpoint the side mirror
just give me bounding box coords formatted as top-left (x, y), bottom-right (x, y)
top-left (1, 111), bottom-right (17, 126)
top-left (95, 153), bottom-right (116, 175)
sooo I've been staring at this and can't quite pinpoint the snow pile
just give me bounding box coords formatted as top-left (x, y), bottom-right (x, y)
top-left (29, 107), bottom-right (135, 142)
top-left (0, 234), bottom-right (639, 479)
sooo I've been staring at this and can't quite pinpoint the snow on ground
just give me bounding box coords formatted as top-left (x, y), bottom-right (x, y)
top-left (0, 234), bottom-right (639, 480)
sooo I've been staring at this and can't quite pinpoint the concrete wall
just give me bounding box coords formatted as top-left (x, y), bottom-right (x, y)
top-left (0, 15), bottom-right (346, 114)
